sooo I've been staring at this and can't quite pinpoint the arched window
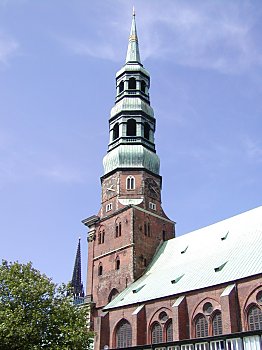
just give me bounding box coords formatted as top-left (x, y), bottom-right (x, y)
top-left (151, 322), bottom-right (163, 344)
top-left (212, 311), bottom-right (222, 335)
top-left (141, 80), bottom-right (146, 93)
top-left (98, 263), bottom-right (103, 276)
top-left (98, 227), bottom-right (105, 244)
top-left (116, 257), bottom-right (120, 270)
top-left (126, 176), bottom-right (135, 190)
top-left (166, 320), bottom-right (173, 342)
top-left (248, 305), bottom-right (262, 330)
top-left (116, 319), bottom-right (132, 348)
top-left (126, 119), bottom-right (136, 136)
top-left (113, 123), bottom-right (119, 140)
top-left (128, 77), bottom-right (136, 89)
top-left (144, 122), bottom-right (150, 140)
top-left (119, 80), bottom-right (124, 93)
top-left (108, 288), bottom-right (119, 302)
top-left (195, 314), bottom-right (208, 338)
top-left (119, 222), bottom-right (122, 236)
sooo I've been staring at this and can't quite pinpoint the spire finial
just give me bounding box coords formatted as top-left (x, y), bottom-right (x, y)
top-left (125, 8), bottom-right (141, 64)
top-left (133, 6), bottom-right (135, 16)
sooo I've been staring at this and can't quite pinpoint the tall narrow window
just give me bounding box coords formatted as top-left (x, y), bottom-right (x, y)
top-left (119, 222), bottom-right (122, 236)
top-left (166, 320), bottom-right (173, 342)
top-left (98, 263), bottom-right (103, 276)
top-left (128, 77), bottom-right (136, 89)
top-left (113, 123), bottom-right (119, 140)
top-left (248, 305), bottom-right (262, 330)
top-left (116, 319), bottom-right (132, 348)
top-left (126, 176), bottom-right (135, 190)
top-left (212, 311), bottom-right (223, 335)
top-left (162, 230), bottom-right (166, 241)
top-left (147, 222), bottom-right (151, 236)
top-left (144, 222), bottom-right (147, 236)
top-left (141, 80), bottom-right (146, 93)
top-left (144, 122), bottom-right (150, 140)
top-left (116, 257), bottom-right (120, 270)
top-left (195, 314), bottom-right (208, 338)
top-left (151, 322), bottom-right (163, 344)
top-left (126, 119), bottom-right (136, 136)
top-left (119, 80), bottom-right (124, 93)
top-left (101, 230), bottom-right (105, 244)
top-left (115, 224), bottom-right (119, 238)
top-left (98, 232), bottom-right (101, 244)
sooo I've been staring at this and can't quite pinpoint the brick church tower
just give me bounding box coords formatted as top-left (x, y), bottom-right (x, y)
top-left (82, 10), bottom-right (175, 343)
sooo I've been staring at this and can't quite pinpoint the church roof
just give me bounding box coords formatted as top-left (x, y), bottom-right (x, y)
top-left (105, 205), bottom-right (262, 310)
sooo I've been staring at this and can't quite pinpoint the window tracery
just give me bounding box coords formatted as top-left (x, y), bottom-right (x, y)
top-left (116, 319), bottom-right (132, 348)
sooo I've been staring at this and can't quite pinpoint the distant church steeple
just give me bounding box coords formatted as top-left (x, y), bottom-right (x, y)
top-left (71, 238), bottom-right (84, 298)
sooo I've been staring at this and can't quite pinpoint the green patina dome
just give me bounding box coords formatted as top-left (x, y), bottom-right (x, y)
top-left (103, 145), bottom-right (160, 175)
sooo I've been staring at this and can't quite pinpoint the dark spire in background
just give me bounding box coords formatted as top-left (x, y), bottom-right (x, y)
top-left (71, 237), bottom-right (84, 298)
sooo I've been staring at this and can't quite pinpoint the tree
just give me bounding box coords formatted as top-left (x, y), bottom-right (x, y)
top-left (0, 260), bottom-right (93, 350)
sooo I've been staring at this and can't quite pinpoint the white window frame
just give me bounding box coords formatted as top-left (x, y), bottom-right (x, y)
top-left (149, 202), bottom-right (156, 210)
top-left (126, 175), bottom-right (135, 190)
top-left (106, 203), bottom-right (112, 212)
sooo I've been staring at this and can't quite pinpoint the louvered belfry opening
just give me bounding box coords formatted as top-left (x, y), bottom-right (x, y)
top-left (195, 314), bottom-right (208, 338)
top-left (116, 319), bottom-right (132, 348)
top-left (248, 305), bottom-right (262, 331)
top-left (151, 322), bottom-right (163, 344)
top-left (212, 311), bottom-right (223, 335)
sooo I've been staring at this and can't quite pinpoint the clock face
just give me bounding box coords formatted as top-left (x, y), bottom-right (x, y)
top-left (103, 176), bottom-right (117, 200)
top-left (144, 178), bottom-right (160, 200)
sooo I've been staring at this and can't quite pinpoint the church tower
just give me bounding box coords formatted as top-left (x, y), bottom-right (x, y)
top-left (83, 10), bottom-right (175, 316)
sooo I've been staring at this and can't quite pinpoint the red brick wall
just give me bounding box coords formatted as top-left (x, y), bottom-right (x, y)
top-left (97, 276), bottom-right (261, 349)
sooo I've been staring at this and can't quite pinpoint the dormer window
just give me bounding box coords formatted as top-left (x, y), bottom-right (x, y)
top-left (128, 77), bottom-right (136, 89)
top-left (126, 176), bottom-right (135, 190)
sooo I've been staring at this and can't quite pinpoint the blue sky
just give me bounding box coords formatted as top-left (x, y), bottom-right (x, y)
top-left (0, 0), bottom-right (262, 286)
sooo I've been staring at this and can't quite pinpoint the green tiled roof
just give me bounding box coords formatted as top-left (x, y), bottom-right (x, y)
top-left (110, 97), bottom-right (154, 118)
top-left (105, 205), bottom-right (262, 310)
top-left (116, 64), bottom-right (150, 78)
top-left (103, 144), bottom-right (160, 175)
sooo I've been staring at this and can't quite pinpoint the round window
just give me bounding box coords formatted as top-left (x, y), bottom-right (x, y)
top-left (203, 302), bottom-right (213, 314)
top-left (256, 290), bottom-right (262, 304)
top-left (159, 311), bottom-right (168, 322)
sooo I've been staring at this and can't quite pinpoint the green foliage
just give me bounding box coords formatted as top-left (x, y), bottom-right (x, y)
top-left (0, 260), bottom-right (93, 350)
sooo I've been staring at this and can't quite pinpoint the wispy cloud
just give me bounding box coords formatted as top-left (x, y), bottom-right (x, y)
top-left (59, 37), bottom-right (117, 62)
top-left (0, 33), bottom-right (19, 65)
top-left (58, 1), bottom-right (262, 74)
top-left (0, 132), bottom-right (85, 187)
top-left (243, 137), bottom-right (262, 163)
top-left (38, 165), bottom-right (84, 184)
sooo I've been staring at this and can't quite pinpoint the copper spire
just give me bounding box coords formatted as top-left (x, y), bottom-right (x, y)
top-left (125, 7), bottom-right (141, 64)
